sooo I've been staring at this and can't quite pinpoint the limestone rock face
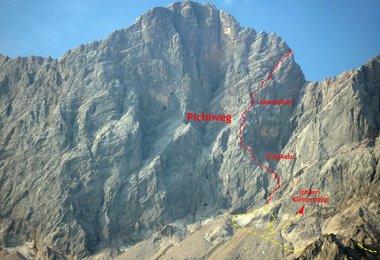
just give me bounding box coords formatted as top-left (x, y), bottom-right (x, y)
top-left (295, 234), bottom-right (374, 260)
top-left (0, 1), bottom-right (379, 259)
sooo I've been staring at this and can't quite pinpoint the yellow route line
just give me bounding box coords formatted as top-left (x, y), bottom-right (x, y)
top-left (231, 206), bottom-right (304, 253)
top-left (358, 243), bottom-right (377, 253)
top-left (266, 214), bottom-right (276, 235)
top-left (280, 214), bottom-right (300, 231)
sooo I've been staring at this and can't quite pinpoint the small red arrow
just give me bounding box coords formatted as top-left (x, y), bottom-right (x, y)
top-left (298, 205), bottom-right (305, 215)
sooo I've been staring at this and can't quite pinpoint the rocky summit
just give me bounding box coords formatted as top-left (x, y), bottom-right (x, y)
top-left (0, 1), bottom-right (379, 259)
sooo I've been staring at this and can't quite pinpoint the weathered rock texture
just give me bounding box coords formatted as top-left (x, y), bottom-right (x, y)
top-left (0, 1), bottom-right (379, 259)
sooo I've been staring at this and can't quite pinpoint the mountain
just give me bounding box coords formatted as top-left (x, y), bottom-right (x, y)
top-left (0, 1), bottom-right (379, 259)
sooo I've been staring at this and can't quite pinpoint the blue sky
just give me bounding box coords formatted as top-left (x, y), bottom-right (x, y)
top-left (0, 0), bottom-right (379, 81)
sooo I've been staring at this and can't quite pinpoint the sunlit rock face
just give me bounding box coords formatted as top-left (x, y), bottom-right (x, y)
top-left (0, 1), bottom-right (379, 258)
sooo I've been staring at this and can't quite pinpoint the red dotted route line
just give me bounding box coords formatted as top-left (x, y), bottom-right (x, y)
top-left (238, 49), bottom-right (293, 204)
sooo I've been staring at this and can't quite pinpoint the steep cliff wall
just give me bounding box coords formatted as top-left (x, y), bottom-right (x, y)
top-left (0, 1), bottom-right (378, 259)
